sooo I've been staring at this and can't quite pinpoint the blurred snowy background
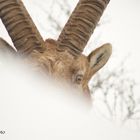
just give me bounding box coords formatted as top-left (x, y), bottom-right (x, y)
top-left (0, 0), bottom-right (140, 139)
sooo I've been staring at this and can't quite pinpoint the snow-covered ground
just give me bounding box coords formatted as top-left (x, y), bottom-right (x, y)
top-left (0, 55), bottom-right (140, 140)
top-left (0, 0), bottom-right (140, 139)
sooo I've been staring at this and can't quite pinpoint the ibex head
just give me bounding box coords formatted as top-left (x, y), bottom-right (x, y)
top-left (37, 39), bottom-right (111, 94)
top-left (0, 0), bottom-right (111, 96)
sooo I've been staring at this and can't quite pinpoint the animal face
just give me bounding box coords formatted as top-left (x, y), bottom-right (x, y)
top-left (31, 39), bottom-right (112, 94)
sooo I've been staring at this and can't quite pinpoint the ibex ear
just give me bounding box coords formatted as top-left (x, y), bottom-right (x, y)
top-left (0, 37), bottom-right (16, 54)
top-left (87, 43), bottom-right (112, 74)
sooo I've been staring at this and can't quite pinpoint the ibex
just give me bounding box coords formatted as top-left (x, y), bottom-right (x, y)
top-left (0, 0), bottom-right (112, 98)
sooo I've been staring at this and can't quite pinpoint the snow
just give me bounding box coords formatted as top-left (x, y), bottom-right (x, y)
top-left (0, 0), bottom-right (140, 139)
top-left (0, 57), bottom-right (140, 140)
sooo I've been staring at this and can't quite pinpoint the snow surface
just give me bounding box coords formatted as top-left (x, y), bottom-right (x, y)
top-left (0, 54), bottom-right (140, 140)
top-left (0, 0), bottom-right (140, 139)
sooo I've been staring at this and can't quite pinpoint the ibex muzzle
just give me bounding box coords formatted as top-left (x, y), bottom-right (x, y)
top-left (0, 0), bottom-right (111, 97)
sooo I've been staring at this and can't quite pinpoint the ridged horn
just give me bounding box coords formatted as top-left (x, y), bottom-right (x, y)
top-left (57, 0), bottom-right (110, 56)
top-left (0, 0), bottom-right (45, 55)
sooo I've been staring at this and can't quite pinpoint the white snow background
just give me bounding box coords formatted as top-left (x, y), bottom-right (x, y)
top-left (0, 0), bottom-right (140, 139)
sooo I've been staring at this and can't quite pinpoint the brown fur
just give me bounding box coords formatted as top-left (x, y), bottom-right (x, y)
top-left (27, 39), bottom-right (112, 96)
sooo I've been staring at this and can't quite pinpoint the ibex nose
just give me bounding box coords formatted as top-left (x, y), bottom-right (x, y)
top-left (83, 90), bottom-right (93, 107)
top-left (82, 86), bottom-right (92, 99)
top-left (84, 88), bottom-right (90, 95)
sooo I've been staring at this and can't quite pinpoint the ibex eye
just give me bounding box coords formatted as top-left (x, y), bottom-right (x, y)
top-left (75, 74), bottom-right (83, 84)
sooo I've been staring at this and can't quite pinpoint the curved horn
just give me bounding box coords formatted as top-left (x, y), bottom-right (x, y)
top-left (57, 0), bottom-right (110, 56)
top-left (0, 0), bottom-right (45, 55)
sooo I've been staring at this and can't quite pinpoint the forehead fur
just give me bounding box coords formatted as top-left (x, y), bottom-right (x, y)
top-left (73, 55), bottom-right (89, 73)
